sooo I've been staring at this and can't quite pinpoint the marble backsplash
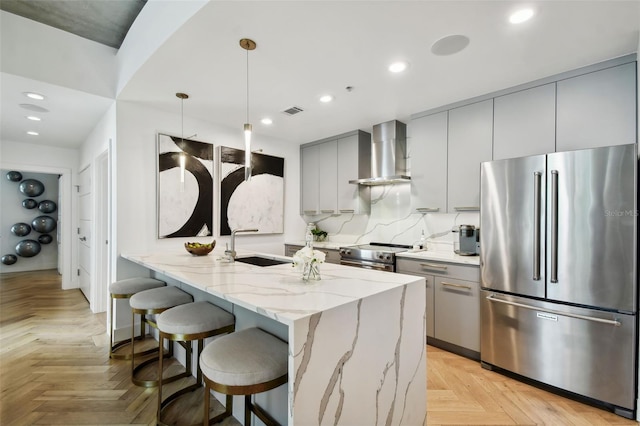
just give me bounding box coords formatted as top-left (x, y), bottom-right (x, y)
top-left (304, 185), bottom-right (480, 253)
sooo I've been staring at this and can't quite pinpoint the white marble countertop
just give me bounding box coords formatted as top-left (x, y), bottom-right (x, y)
top-left (396, 249), bottom-right (481, 266)
top-left (122, 249), bottom-right (423, 326)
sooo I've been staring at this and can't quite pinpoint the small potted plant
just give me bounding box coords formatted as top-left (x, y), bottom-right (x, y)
top-left (311, 226), bottom-right (328, 242)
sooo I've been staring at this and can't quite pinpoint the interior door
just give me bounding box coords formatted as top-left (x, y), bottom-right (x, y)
top-left (480, 154), bottom-right (546, 298)
top-left (546, 144), bottom-right (636, 312)
top-left (78, 166), bottom-right (92, 303)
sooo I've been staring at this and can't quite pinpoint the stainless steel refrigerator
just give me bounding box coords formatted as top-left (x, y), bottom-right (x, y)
top-left (480, 143), bottom-right (637, 419)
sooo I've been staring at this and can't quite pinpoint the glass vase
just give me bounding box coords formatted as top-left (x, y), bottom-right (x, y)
top-left (302, 261), bottom-right (321, 282)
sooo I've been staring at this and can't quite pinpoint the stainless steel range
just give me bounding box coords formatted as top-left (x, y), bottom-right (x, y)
top-left (339, 242), bottom-right (411, 272)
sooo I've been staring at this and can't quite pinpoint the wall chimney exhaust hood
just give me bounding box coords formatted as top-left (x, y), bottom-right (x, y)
top-left (349, 120), bottom-right (410, 186)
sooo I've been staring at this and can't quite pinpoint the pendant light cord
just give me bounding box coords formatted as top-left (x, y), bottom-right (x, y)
top-left (246, 46), bottom-right (249, 123)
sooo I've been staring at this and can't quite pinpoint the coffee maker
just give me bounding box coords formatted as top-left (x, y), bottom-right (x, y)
top-left (454, 225), bottom-right (480, 256)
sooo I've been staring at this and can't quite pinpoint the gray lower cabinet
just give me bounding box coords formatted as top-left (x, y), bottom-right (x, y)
top-left (396, 258), bottom-right (480, 358)
top-left (284, 244), bottom-right (340, 264)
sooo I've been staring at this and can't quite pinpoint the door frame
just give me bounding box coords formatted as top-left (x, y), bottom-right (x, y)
top-left (94, 149), bottom-right (110, 313)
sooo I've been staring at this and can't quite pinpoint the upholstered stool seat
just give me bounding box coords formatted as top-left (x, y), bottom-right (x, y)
top-left (200, 327), bottom-right (288, 425)
top-left (129, 286), bottom-right (193, 387)
top-left (109, 277), bottom-right (166, 360)
top-left (156, 301), bottom-right (235, 426)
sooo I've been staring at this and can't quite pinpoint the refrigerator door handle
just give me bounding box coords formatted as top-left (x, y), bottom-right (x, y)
top-left (486, 295), bottom-right (621, 326)
top-left (550, 170), bottom-right (559, 283)
top-left (533, 171), bottom-right (542, 281)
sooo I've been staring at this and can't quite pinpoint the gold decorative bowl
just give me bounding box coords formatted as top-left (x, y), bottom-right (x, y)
top-left (184, 240), bottom-right (216, 256)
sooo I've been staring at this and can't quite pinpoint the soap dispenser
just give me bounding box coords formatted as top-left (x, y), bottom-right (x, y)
top-left (419, 230), bottom-right (427, 250)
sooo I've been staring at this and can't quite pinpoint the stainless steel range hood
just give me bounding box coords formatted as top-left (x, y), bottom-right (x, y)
top-left (349, 120), bottom-right (410, 186)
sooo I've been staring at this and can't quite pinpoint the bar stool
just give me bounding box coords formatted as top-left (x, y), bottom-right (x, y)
top-left (200, 327), bottom-right (288, 426)
top-left (129, 286), bottom-right (193, 387)
top-left (109, 277), bottom-right (166, 360)
top-left (156, 301), bottom-right (235, 426)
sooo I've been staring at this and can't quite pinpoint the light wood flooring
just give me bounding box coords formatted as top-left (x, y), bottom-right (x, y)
top-left (1, 269), bottom-right (638, 425)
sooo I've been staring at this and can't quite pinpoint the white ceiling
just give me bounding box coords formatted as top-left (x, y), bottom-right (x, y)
top-left (3, 1), bottom-right (640, 150)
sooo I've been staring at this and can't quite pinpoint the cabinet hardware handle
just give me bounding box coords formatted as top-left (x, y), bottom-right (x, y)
top-left (486, 295), bottom-right (621, 326)
top-left (416, 207), bottom-right (439, 212)
top-left (339, 209), bottom-right (355, 213)
top-left (303, 210), bottom-right (317, 214)
top-left (321, 210), bottom-right (335, 213)
top-left (453, 206), bottom-right (480, 211)
top-left (79, 236), bottom-right (87, 241)
top-left (441, 281), bottom-right (472, 290)
top-left (420, 263), bottom-right (447, 270)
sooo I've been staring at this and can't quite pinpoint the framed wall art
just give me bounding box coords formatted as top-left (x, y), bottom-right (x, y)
top-left (219, 146), bottom-right (284, 235)
top-left (157, 133), bottom-right (214, 238)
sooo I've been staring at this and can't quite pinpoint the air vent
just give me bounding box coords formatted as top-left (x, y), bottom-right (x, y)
top-left (282, 106), bottom-right (304, 115)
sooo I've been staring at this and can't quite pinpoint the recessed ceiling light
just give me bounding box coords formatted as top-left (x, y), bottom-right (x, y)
top-left (27, 131), bottom-right (39, 136)
top-left (431, 35), bottom-right (470, 56)
top-left (19, 104), bottom-right (49, 113)
top-left (24, 92), bottom-right (45, 101)
top-left (26, 116), bottom-right (41, 121)
top-left (509, 8), bottom-right (534, 24)
top-left (261, 118), bottom-right (273, 125)
top-left (388, 61), bottom-right (408, 73)
top-left (319, 95), bottom-right (333, 103)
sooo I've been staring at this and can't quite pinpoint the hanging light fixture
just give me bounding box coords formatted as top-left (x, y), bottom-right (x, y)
top-left (240, 38), bottom-right (256, 181)
top-left (176, 92), bottom-right (189, 190)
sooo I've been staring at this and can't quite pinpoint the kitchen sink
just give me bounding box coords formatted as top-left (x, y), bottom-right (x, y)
top-left (235, 256), bottom-right (292, 267)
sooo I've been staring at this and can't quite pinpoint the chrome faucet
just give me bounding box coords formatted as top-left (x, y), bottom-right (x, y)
top-left (224, 228), bottom-right (259, 261)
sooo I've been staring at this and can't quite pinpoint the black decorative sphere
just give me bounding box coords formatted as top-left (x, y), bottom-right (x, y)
top-left (23, 199), bottom-right (38, 209)
top-left (6, 171), bottom-right (22, 182)
top-left (11, 222), bottom-right (31, 237)
top-left (1, 254), bottom-right (18, 265)
top-left (31, 216), bottom-right (56, 233)
top-left (19, 179), bottom-right (45, 197)
top-left (15, 240), bottom-right (41, 257)
top-left (38, 200), bottom-right (57, 214)
top-left (38, 234), bottom-right (53, 244)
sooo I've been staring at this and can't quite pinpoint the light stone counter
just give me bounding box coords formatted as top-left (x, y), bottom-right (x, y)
top-left (122, 249), bottom-right (426, 425)
top-left (285, 240), bottom-right (354, 250)
top-left (397, 249), bottom-right (480, 266)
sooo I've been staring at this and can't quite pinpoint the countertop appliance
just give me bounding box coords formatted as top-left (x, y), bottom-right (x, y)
top-left (480, 143), bottom-right (637, 419)
top-left (339, 242), bottom-right (411, 272)
top-left (453, 224), bottom-right (480, 256)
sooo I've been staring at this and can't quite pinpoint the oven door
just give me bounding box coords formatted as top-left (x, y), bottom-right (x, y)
top-left (340, 258), bottom-right (394, 272)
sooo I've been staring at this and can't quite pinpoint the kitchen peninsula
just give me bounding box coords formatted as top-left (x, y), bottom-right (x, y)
top-left (122, 249), bottom-right (426, 425)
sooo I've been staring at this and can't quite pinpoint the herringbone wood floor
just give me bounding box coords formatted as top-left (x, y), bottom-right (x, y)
top-left (0, 269), bottom-right (638, 425)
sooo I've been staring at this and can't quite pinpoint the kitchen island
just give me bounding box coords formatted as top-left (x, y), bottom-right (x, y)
top-left (122, 250), bottom-right (426, 425)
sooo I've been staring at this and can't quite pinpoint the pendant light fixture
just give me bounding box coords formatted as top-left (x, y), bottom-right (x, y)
top-left (176, 92), bottom-right (189, 191)
top-left (240, 38), bottom-right (256, 181)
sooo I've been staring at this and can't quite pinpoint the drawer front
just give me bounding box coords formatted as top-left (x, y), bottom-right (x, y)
top-left (285, 244), bottom-right (303, 258)
top-left (434, 277), bottom-right (480, 351)
top-left (315, 248), bottom-right (340, 264)
top-left (396, 258), bottom-right (479, 282)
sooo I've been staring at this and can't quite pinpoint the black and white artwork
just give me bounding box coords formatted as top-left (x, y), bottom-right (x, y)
top-left (157, 133), bottom-right (213, 238)
top-left (219, 146), bottom-right (284, 235)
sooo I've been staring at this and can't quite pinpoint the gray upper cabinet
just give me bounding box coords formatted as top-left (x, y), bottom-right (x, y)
top-left (337, 132), bottom-right (371, 214)
top-left (556, 62), bottom-right (637, 151)
top-left (493, 83), bottom-right (556, 160)
top-left (300, 144), bottom-right (319, 215)
top-left (301, 130), bottom-right (371, 216)
top-left (409, 111), bottom-right (448, 213)
top-left (317, 140), bottom-right (338, 214)
top-left (447, 99), bottom-right (493, 212)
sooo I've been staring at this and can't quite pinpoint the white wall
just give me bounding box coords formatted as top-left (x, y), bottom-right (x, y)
top-left (114, 101), bottom-right (303, 280)
top-left (0, 140), bottom-right (80, 289)
top-left (0, 170), bottom-right (60, 272)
